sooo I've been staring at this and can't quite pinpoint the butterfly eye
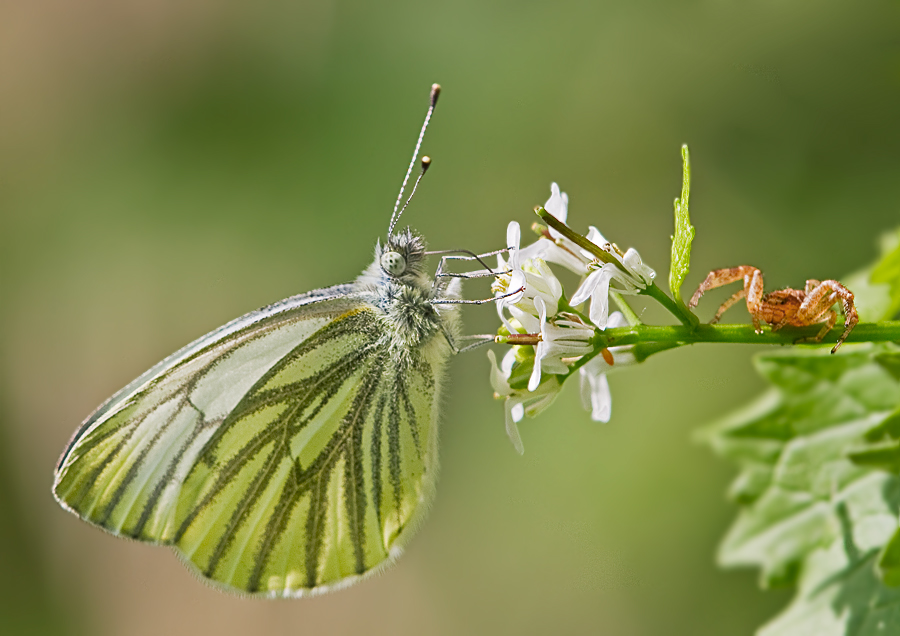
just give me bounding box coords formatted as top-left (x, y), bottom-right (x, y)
top-left (380, 250), bottom-right (407, 276)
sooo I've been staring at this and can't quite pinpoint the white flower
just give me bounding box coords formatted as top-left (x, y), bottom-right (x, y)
top-left (620, 247), bottom-right (656, 287)
top-left (578, 312), bottom-right (636, 422)
top-left (488, 349), bottom-right (562, 454)
top-left (494, 222), bottom-right (564, 334)
top-left (570, 247), bottom-right (656, 329)
top-left (517, 258), bottom-right (563, 317)
top-left (528, 297), bottom-right (595, 391)
top-left (524, 183), bottom-right (603, 275)
top-left (493, 222), bottom-right (529, 332)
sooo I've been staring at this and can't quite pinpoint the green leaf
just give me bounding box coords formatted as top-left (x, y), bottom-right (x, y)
top-left (759, 517), bottom-right (900, 635)
top-left (876, 354), bottom-right (900, 384)
top-left (870, 229), bottom-right (900, 321)
top-left (842, 228), bottom-right (900, 323)
top-left (668, 144), bottom-right (694, 304)
top-left (847, 439), bottom-right (900, 474)
top-left (704, 347), bottom-right (900, 582)
top-left (878, 528), bottom-right (900, 587)
top-left (702, 345), bottom-right (900, 631)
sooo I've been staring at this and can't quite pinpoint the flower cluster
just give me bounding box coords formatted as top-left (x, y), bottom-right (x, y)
top-left (489, 183), bottom-right (654, 453)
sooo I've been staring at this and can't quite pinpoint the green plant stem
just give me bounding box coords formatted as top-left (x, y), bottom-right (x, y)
top-left (642, 283), bottom-right (699, 328)
top-left (533, 206), bottom-right (699, 329)
top-left (609, 290), bottom-right (641, 326)
top-left (596, 322), bottom-right (900, 349)
top-left (534, 207), bottom-right (620, 267)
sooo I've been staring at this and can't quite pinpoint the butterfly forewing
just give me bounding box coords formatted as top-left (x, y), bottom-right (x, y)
top-left (53, 285), bottom-right (444, 596)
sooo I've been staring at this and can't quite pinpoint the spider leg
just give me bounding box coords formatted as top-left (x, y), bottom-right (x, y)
top-left (798, 282), bottom-right (838, 319)
top-left (816, 309), bottom-right (838, 343)
top-left (689, 266), bottom-right (759, 308)
top-left (710, 288), bottom-right (747, 324)
top-left (796, 280), bottom-right (859, 353)
top-left (770, 315), bottom-right (791, 332)
top-left (834, 289), bottom-right (859, 354)
top-left (793, 309), bottom-right (837, 345)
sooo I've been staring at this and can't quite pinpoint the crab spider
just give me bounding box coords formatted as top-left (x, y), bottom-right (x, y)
top-left (689, 266), bottom-right (859, 353)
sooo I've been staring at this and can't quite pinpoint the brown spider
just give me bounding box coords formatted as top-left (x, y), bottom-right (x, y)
top-left (688, 266), bottom-right (859, 353)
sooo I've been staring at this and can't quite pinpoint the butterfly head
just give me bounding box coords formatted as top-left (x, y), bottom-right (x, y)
top-left (380, 228), bottom-right (427, 280)
top-left (380, 250), bottom-right (407, 276)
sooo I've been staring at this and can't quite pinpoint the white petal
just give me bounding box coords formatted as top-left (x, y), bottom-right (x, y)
top-left (542, 241), bottom-right (591, 274)
top-left (580, 367), bottom-right (612, 423)
top-left (527, 297), bottom-right (548, 392)
top-left (541, 357), bottom-right (570, 375)
top-left (530, 258), bottom-right (563, 311)
top-left (488, 350), bottom-right (512, 396)
top-left (591, 374), bottom-right (612, 422)
top-left (607, 311), bottom-right (629, 329)
top-left (496, 299), bottom-right (515, 334)
top-left (535, 296), bottom-right (547, 330)
top-left (509, 305), bottom-right (541, 333)
top-left (570, 268), bottom-right (605, 306)
top-left (504, 269), bottom-right (527, 304)
top-left (506, 402), bottom-right (525, 454)
top-left (587, 269), bottom-right (614, 329)
top-left (586, 226), bottom-right (609, 248)
top-left (518, 237), bottom-right (552, 261)
top-left (523, 387), bottom-right (560, 418)
top-left (501, 348), bottom-right (517, 375)
top-left (528, 345), bottom-right (544, 392)
top-left (506, 222), bottom-right (522, 268)
top-left (622, 248), bottom-right (655, 286)
top-left (579, 367), bottom-right (594, 412)
top-left (545, 182), bottom-right (569, 239)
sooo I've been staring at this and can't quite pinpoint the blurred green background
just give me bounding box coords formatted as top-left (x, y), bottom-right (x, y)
top-left (2, 1), bottom-right (900, 634)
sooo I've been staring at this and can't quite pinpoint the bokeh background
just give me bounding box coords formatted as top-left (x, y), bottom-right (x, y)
top-left (2, 1), bottom-right (900, 634)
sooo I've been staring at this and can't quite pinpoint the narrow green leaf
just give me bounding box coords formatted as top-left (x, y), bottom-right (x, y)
top-left (668, 144), bottom-right (694, 304)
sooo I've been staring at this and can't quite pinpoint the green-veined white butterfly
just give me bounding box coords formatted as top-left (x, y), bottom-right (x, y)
top-left (53, 84), bottom-right (503, 597)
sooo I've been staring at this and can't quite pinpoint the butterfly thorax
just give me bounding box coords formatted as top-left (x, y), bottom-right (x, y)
top-left (353, 228), bottom-right (457, 365)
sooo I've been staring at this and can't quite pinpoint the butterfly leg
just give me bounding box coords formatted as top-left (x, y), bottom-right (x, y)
top-left (429, 248), bottom-right (510, 284)
top-left (432, 286), bottom-right (523, 306)
top-left (440, 328), bottom-right (496, 354)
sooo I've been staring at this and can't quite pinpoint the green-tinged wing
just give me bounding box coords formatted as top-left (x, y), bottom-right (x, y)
top-left (53, 284), bottom-right (443, 596)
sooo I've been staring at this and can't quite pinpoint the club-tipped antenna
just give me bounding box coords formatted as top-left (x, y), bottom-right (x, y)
top-left (387, 83), bottom-right (440, 239)
top-left (394, 156), bottom-right (431, 226)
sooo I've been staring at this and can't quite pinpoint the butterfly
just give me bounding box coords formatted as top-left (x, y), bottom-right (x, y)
top-left (53, 84), bottom-right (501, 597)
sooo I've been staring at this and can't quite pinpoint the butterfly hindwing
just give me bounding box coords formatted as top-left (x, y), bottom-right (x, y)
top-left (53, 284), bottom-right (444, 596)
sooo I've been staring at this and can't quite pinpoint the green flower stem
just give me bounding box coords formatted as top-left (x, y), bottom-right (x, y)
top-left (532, 206), bottom-right (699, 328)
top-left (609, 290), bottom-right (641, 326)
top-left (642, 283), bottom-right (700, 328)
top-left (595, 321), bottom-right (900, 349)
top-left (533, 207), bottom-right (621, 268)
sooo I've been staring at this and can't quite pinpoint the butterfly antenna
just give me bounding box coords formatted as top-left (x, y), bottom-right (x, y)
top-left (395, 156), bottom-right (431, 222)
top-left (387, 83), bottom-right (440, 239)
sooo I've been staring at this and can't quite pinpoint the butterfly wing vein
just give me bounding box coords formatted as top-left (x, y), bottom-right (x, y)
top-left (53, 289), bottom-right (441, 596)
